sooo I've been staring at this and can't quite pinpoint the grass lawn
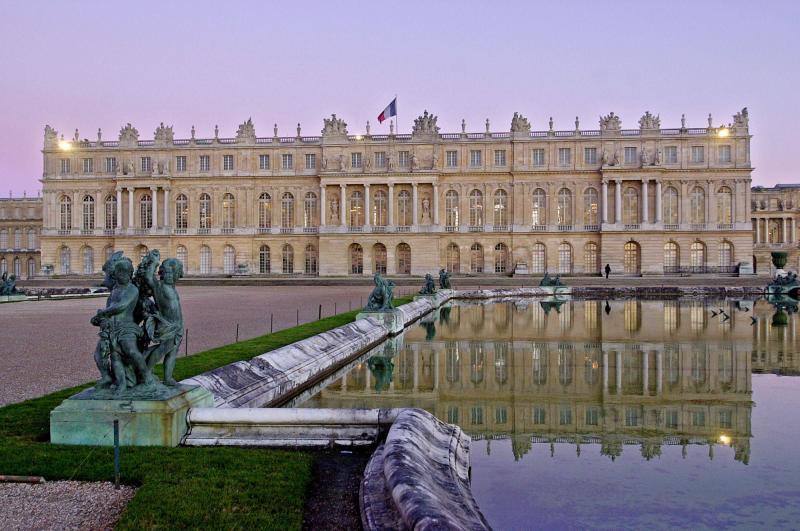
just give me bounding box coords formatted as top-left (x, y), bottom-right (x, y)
top-left (0, 296), bottom-right (413, 529)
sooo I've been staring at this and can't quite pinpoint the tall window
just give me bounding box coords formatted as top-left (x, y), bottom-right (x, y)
top-left (624, 147), bottom-right (637, 164)
top-left (469, 190), bottom-right (483, 226)
top-left (398, 151), bottom-right (410, 167)
top-left (176, 246), bottom-right (187, 270)
top-left (259, 245), bottom-right (271, 274)
top-left (282, 244), bottom-right (294, 274)
top-left (494, 150), bottom-right (507, 166)
top-left (349, 243), bottom-right (363, 274)
top-left (584, 147), bottom-right (597, 164)
top-left (664, 242), bottom-right (679, 270)
top-left (258, 193), bottom-right (272, 229)
top-left (493, 189), bottom-right (508, 227)
top-left (494, 243), bottom-right (509, 273)
top-left (558, 148), bottom-right (571, 166)
top-left (60, 246), bottom-right (71, 274)
top-left (717, 186), bottom-right (733, 224)
top-left (222, 193), bottom-right (235, 229)
top-left (304, 192), bottom-right (318, 227)
top-left (60, 159), bottom-right (70, 174)
top-left (373, 243), bottom-right (387, 274)
top-left (176, 156), bottom-right (187, 172)
top-left (532, 243), bottom-right (546, 273)
top-left (348, 191), bottom-right (364, 227)
top-left (59, 196), bottom-right (72, 231)
top-left (259, 154), bottom-right (270, 170)
top-left (13, 229), bottom-right (21, 249)
top-left (105, 195), bottom-right (117, 230)
top-left (397, 190), bottom-right (412, 226)
top-left (446, 150), bottom-right (457, 167)
top-left (2, 229), bottom-right (9, 248)
top-left (691, 146), bottom-right (705, 163)
top-left (470, 243), bottom-right (484, 273)
top-left (532, 148), bottom-right (545, 166)
top-left (281, 192), bottom-right (295, 228)
top-left (175, 194), bottom-right (188, 229)
top-left (663, 187), bottom-right (679, 224)
top-left (584, 242), bottom-right (599, 273)
top-left (396, 243), bottom-right (411, 274)
top-left (281, 153), bottom-right (293, 169)
top-left (27, 229), bottom-right (37, 249)
top-left (223, 245), bottom-right (235, 274)
top-left (446, 243), bottom-right (460, 273)
top-left (719, 241), bottom-right (733, 268)
top-left (718, 145), bottom-right (732, 163)
top-left (199, 155), bottom-right (210, 172)
top-left (557, 188), bottom-right (573, 225)
top-left (372, 190), bottom-right (387, 226)
top-left (82, 195), bottom-right (95, 230)
top-left (105, 157), bottom-right (117, 173)
top-left (199, 193), bottom-right (212, 229)
top-left (305, 153), bottom-right (316, 170)
top-left (664, 146), bottom-right (678, 164)
top-left (82, 158), bottom-right (93, 173)
top-left (558, 243), bottom-right (572, 273)
top-left (583, 187), bottom-right (598, 225)
top-left (222, 154), bottom-right (234, 171)
top-left (200, 245), bottom-right (211, 274)
top-left (139, 193), bottom-right (153, 228)
top-left (141, 157), bottom-right (152, 172)
top-left (623, 187), bottom-right (639, 224)
top-left (690, 186), bottom-right (706, 224)
top-left (532, 188), bottom-right (546, 225)
top-left (624, 242), bottom-right (640, 274)
top-left (305, 244), bottom-right (318, 275)
top-left (351, 152), bottom-right (362, 169)
top-left (469, 150), bottom-right (482, 167)
top-left (445, 190), bottom-right (459, 228)
top-left (82, 246), bottom-right (94, 274)
top-left (27, 257), bottom-right (36, 278)
top-left (690, 242), bottom-right (706, 269)
top-left (375, 152), bottom-right (387, 168)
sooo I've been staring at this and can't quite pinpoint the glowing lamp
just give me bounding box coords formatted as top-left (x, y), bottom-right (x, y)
top-left (58, 140), bottom-right (72, 150)
top-left (718, 128), bottom-right (730, 138)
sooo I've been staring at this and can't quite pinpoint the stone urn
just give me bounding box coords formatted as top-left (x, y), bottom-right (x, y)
top-left (772, 309), bottom-right (789, 327)
top-left (772, 252), bottom-right (788, 269)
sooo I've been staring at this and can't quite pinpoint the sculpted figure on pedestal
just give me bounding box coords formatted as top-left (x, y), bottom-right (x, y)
top-left (419, 274), bottom-right (436, 295)
top-left (421, 196), bottom-right (431, 224)
top-left (365, 273), bottom-right (395, 312)
top-left (330, 197), bottom-right (340, 224)
top-left (0, 272), bottom-right (19, 295)
top-left (599, 112), bottom-right (622, 132)
top-left (438, 269), bottom-right (451, 289)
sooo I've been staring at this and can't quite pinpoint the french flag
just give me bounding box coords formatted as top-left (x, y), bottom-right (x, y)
top-left (377, 97), bottom-right (397, 124)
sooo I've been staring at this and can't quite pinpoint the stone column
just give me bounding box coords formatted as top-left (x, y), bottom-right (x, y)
top-left (163, 188), bottom-right (170, 228)
top-left (784, 217), bottom-right (789, 243)
top-left (602, 351), bottom-right (609, 393)
top-left (642, 351), bottom-right (649, 396)
top-left (388, 184), bottom-right (395, 227)
top-left (320, 185), bottom-right (326, 227)
top-left (655, 181), bottom-right (662, 223)
top-left (601, 181), bottom-right (608, 223)
top-left (364, 184), bottom-right (371, 228)
top-left (340, 184), bottom-right (346, 228)
top-left (642, 179), bottom-right (649, 224)
top-left (151, 186), bottom-right (158, 229)
top-left (127, 187), bottom-right (134, 228)
top-left (615, 179), bottom-right (622, 224)
top-left (616, 351), bottom-right (622, 395)
top-left (656, 350), bottom-right (663, 395)
top-left (412, 183), bottom-right (419, 229)
top-left (116, 189), bottom-right (122, 229)
top-left (433, 183), bottom-right (440, 226)
top-left (755, 218), bottom-right (760, 243)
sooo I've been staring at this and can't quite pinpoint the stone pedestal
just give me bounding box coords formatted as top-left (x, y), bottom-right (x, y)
top-left (356, 309), bottom-right (405, 335)
top-left (50, 384), bottom-right (213, 447)
top-left (738, 261), bottom-right (755, 276)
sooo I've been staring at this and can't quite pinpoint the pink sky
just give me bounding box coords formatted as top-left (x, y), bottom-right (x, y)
top-left (0, 0), bottom-right (797, 196)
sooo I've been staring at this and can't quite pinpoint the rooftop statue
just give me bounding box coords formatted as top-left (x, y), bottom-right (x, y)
top-left (510, 112), bottom-right (531, 133)
top-left (322, 114), bottom-right (348, 136)
top-left (438, 268), bottom-right (451, 289)
top-left (0, 272), bottom-right (19, 296)
top-left (236, 117), bottom-right (257, 143)
top-left (733, 107), bottom-right (749, 128)
top-left (44, 125), bottom-right (58, 148)
top-left (153, 122), bottom-right (174, 146)
top-left (419, 273), bottom-right (436, 295)
top-left (599, 112), bottom-right (622, 132)
top-left (638, 111), bottom-right (661, 130)
top-left (118, 123), bottom-right (139, 146)
top-left (412, 110), bottom-right (440, 136)
top-left (364, 273), bottom-right (395, 312)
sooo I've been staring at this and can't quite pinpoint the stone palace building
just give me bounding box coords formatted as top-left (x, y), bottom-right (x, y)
top-left (26, 108), bottom-right (759, 277)
top-left (0, 197), bottom-right (42, 279)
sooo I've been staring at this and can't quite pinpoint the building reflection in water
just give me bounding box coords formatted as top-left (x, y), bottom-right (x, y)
top-left (303, 299), bottom-right (800, 464)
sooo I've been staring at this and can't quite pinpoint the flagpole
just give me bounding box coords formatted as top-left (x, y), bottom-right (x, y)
top-left (395, 94), bottom-right (398, 134)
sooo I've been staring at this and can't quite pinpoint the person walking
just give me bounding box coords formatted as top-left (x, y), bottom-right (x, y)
top-left (604, 263), bottom-right (611, 279)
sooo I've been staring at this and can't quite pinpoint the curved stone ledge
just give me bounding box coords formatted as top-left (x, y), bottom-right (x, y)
top-left (361, 409), bottom-right (491, 531)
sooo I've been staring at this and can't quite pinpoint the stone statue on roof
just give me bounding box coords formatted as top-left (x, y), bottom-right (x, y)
top-left (236, 118), bottom-right (257, 143)
top-left (599, 112), bottom-right (621, 131)
top-left (510, 112), bottom-right (531, 133)
top-left (322, 114), bottom-right (348, 136)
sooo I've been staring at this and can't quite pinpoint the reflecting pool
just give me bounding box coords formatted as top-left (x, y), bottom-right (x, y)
top-left (301, 298), bottom-right (800, 529)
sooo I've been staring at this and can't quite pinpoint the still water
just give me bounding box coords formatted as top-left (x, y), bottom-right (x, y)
top-left (301, 298), bottom-right (800, 529)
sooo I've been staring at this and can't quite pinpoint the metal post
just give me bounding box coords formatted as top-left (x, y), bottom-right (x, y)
top-left (270, 313), bottom-right (274, 333)
top-left (235, 323), bottom-right (239, 343)
top-left (334, 302), bottom-right (337, 314)
top-left (318, 304), bottom-right (322, 320)
top-left (113, 419), bottom-right (120, 490)
top-left (184, 329), bottom-right (188, 356)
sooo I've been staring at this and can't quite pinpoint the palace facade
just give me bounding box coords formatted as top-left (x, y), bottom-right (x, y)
top-left (37, 108), bottom-right (755, 277)
top-left (0, 197), bottom-right (41, 278)
top-left (751, 184), bottom-right (800, 274)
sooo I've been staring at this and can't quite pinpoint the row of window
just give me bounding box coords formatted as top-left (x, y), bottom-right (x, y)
top-left (0, 256), bottom-right (38, 279)
top-left (57, 144), bottom-right (734, 175)
top-left (0, 228), bottom-right (38, 249)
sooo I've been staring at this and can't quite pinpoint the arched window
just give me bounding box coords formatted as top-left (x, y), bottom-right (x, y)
top-left (494, 243), bottom-right (509, 273)
top-left (373, 243), bottom-right (387, 274)
top-left (349, 243), bottom-right (363, 274)
top-left (623, 187), bottom-right (639, 224)
top-left (282, 244), bottom-right (294, 274)
top-left (305, 244), bottom-right (318, 275)
top-left (104, 245), bottom-right (114, 262)
top-left (532, 243), bottom-right (546, 273)
top-left (690, 186), bottom-right (706, 224)
top-left (664, 242), bottom-right (679, 270)
top-left (304, 192), bottom-right (318, 228)
top-left (82, 195), bottom-right (95, 231)
top-left (557, 188), bottom-right (573, 225)
top-left (583, 188), bottom-right (599, 225)
top-left (27, 229), bottom-right (37, 249)
top-left (558, 242), bottom-right (572, 273)
top-left (223, 245), bottom-right (235, 274)
top-left (176, 245), bottom-right (187, 270)
top-left (531, 188), bottom-right (546, 226)
top-left (348, 191), bottom-right (364, 227)
top-left (663, 186), bottom-right (679, 225)
top-left (584, 242), bottom-right (599, 273)
top-left (717, 186), bottom-right (733, 224)
top-left (445, 190), bottom-right (459, 228)
top-left (199, 245), bottom-right (211, 274)
top-left (396, 243), bottom-right (411, 274)
top-left (199, 193), bottom-right (212, 229)
top-left (258, 193), bottom-right (272, 229)
top-left (13, 257), bottom-right (20, 277)
top-left (27, 257), bottom-right (36, 278)
top-left (372, 190), bottom-right (387, 226)
top-left (470, 243), bottom-right (484, 273)
top-left (493, 189), bottom-right (508, 228)
top-left (139, 193), bottom-right (153, 228)
top-left (105, 195), bottom-right (117, 230)
top-left (13, 229), bottom-right (21, 248)
top-left (719, 241), bottom-right (733, 268)
top-left (0, 229), bottom-right (6, 248)
top-left (532, 344), bottom-right (548, 385)
top-left (82, 246), bottom-right (94, 274)
top-left (60, 246), bottom-right (71, 274)
top-left (175, 194), bottom-right (188, 229)
top-left (690, 241), bottom-right (706, 270)
top-left (623, 242), bottom-right (640, 274)
top-left (469, 190), bottom-right (483, 227)
top-left (222, 193), bottom-right (235, 230)
top-left (259, 245), bottom-right (271, 274)
top-left (281, 192), bottom-right (295, 228)
top-left (446, 243), bottom-right (460, 273)
top-left (59, 196), bottom-right (72, 231)
top-left (397, 190), bottom-right (412, 227)
top-left (0, 257), bottom-right (6, 274)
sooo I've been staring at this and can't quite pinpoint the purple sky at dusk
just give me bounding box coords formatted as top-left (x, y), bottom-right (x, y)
top-left (0, 0), bottom-right (797, 196)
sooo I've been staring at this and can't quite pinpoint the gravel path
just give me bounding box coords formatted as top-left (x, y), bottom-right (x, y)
top-left (0, 480), bottom-right (136, 530)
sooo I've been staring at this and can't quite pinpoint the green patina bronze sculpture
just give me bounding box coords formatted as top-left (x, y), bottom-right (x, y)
top-left (419, 273), bottom-right (436, 295)
top-left (438, 268), bottom-right (451, 289)
top-left (365, 272), bottom-right (395, 311)
top-left (91, 250), bottom-right (185, 398)
top-left (539, 272), bottom-right (565, 287)
top-left (0, 272), bottom-right (19, 295)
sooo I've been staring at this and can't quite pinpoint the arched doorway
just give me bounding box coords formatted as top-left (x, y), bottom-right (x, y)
top-left (623, 241), bottom-right (641, 275)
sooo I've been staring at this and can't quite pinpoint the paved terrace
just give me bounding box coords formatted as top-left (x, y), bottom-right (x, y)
top-left (1, 277), bottom-right (767, 406)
